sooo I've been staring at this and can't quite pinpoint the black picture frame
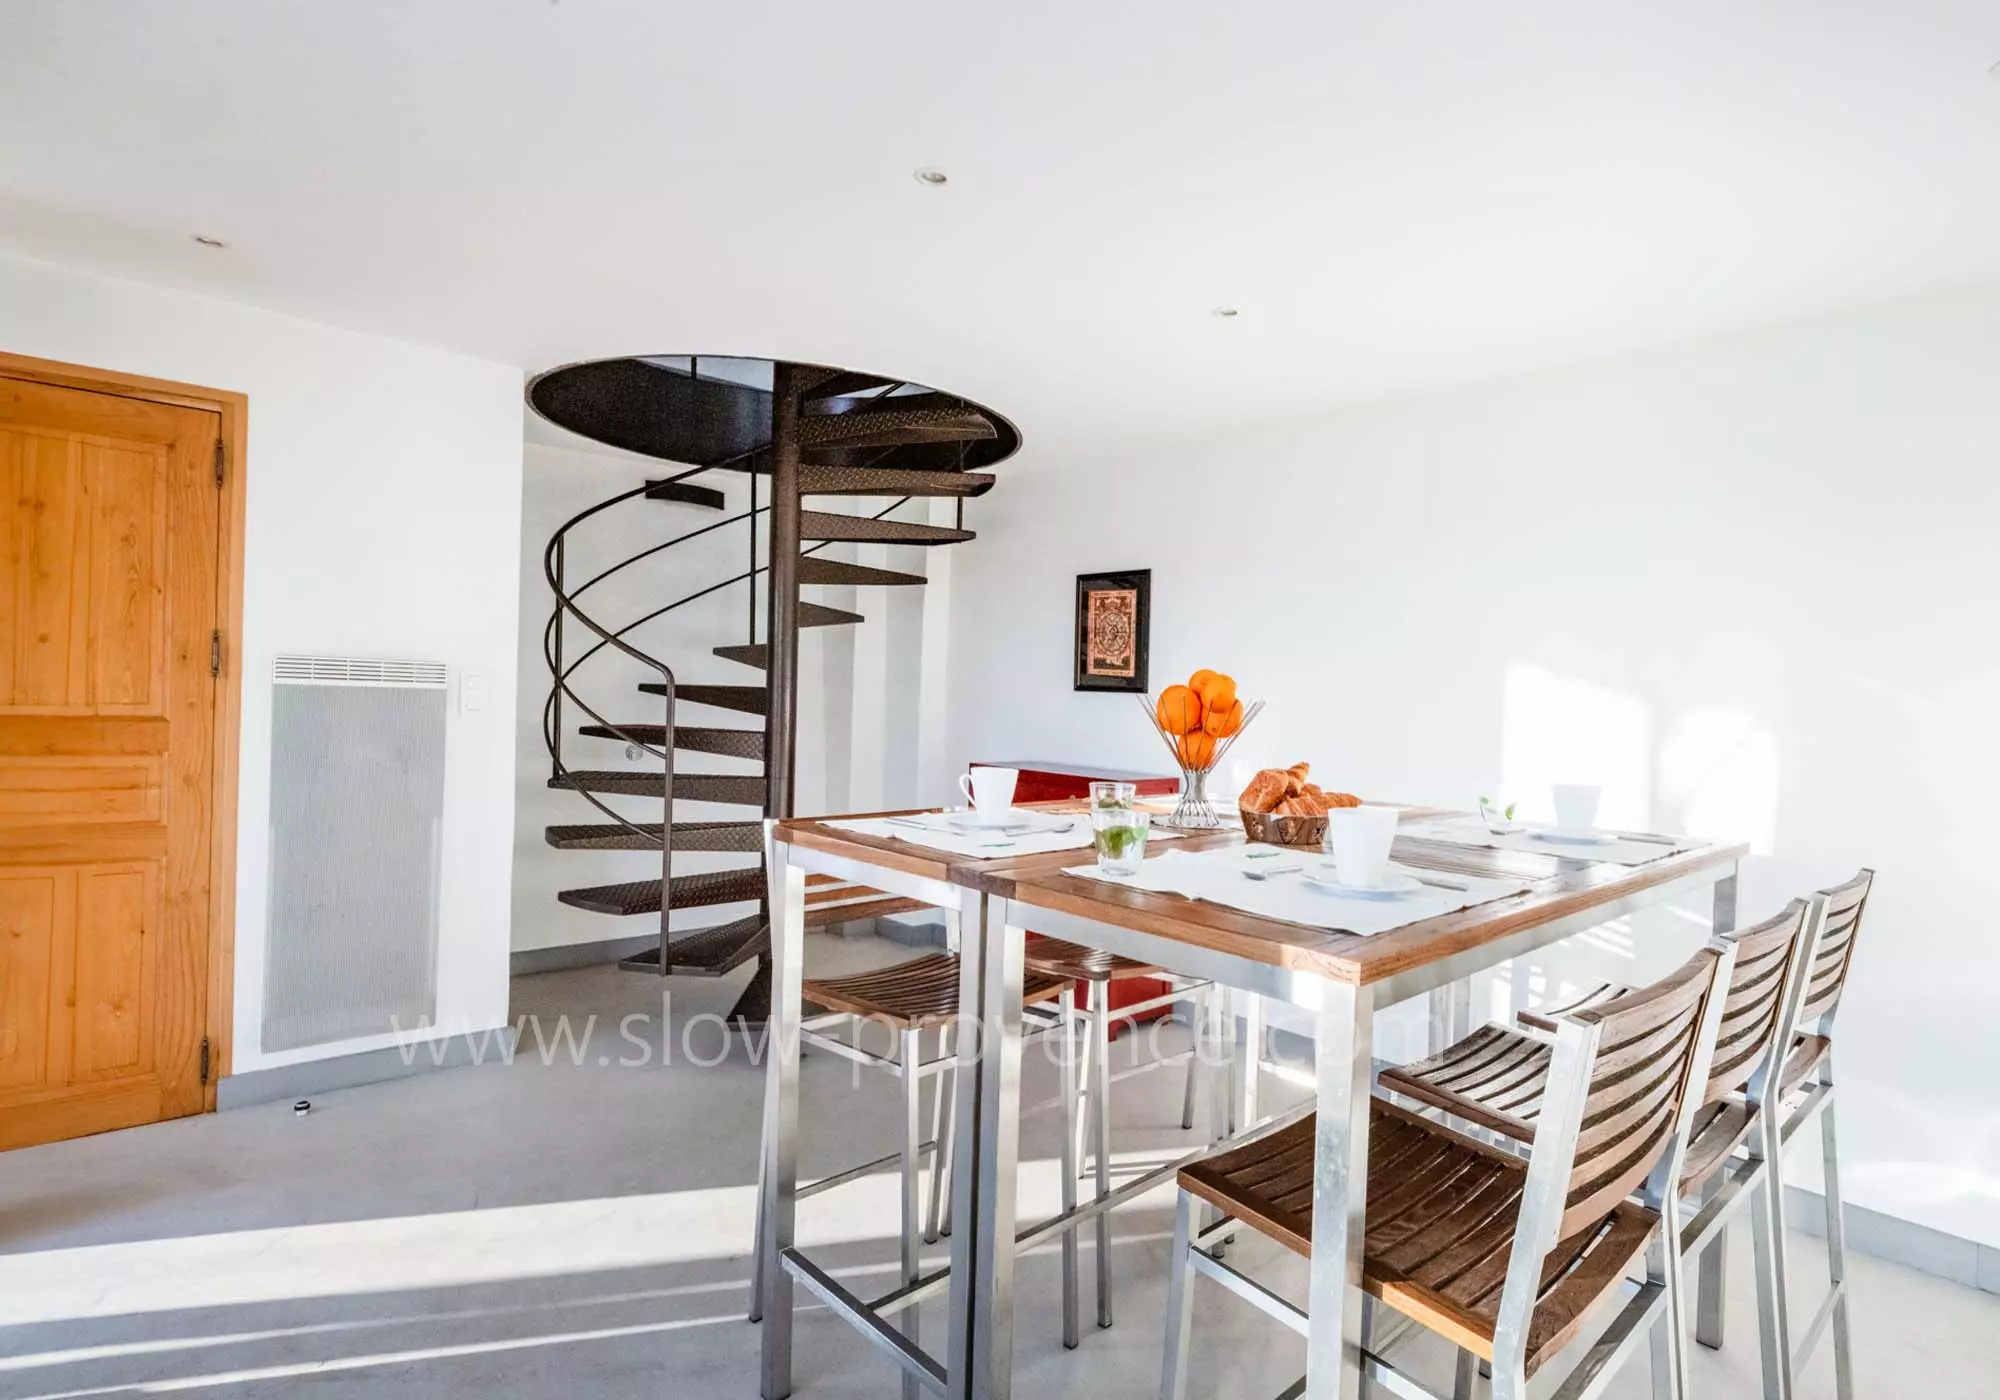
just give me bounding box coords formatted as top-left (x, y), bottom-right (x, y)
top-left (1073, 569), bottom-right (1151, 693)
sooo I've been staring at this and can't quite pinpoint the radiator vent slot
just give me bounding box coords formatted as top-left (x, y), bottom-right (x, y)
top-left (262, 655), bottom-right (449, 1053)
top-left (273, 653), bottom-right (450, 687)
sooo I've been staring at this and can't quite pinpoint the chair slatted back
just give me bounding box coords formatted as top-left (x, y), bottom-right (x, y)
top-left (1704, 898), bottom-right (1812, 1104)
top-left (1558, 945), bottom-right (1724, 1236)
top-left (1796, 869), bottom-right (1874, 1031)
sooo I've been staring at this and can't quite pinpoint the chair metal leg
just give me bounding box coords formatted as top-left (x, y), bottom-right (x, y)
top-left (1158, 1190), bottom-right (1196, 1400)
top-left (1059, 986), bottom-right (1082, 1348)
top-left (1238, 990), bottom-right (1263, 1133)
top-left (1695, 1176), bottom-right (1727, 1350)
top-left (1646, 1202), bottom-right (1690, 1400)
top-left (749, 1104), bottom-right (767, 1324)
top-left (1821, 1091), bottom-right (1854, 1400)
top-left (1089, 978), bottom-right (1115, 1328)
top-left (1452, 1348), bottom-right (1479, 1400)
top-left (1749, 1158), bottom-right (1794, 1400)
top-left (900, 1027), bottom-right (924, 1400)
top-left (925, 1024), bottom-right (953, 1244)
top-left (1180, 986), bottom-right (1206, 1131)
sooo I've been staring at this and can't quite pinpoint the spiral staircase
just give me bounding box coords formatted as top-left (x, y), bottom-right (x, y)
top-left (530, 356), bottom-right (1018, 1022)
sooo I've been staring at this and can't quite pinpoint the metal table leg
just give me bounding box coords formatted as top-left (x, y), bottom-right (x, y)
top-left (946, 893), bottom-right (1026, 1400)
top-left (1305, 979), bottom-right (1374, 1400)
top-left (758, 839), bottom-right (807, 1400)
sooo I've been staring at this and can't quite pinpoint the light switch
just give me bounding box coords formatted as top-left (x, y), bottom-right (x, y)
top-left (460, 670), bottom-right (488, 713)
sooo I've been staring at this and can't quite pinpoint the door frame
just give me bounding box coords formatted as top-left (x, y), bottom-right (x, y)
top-left (0, 350), bottom-right (247, 1110)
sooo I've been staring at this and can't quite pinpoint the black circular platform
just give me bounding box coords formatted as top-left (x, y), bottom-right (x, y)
top-left (526, 355), bottom-right (1021, 474)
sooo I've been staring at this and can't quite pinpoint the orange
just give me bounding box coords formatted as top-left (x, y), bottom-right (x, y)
top-left (1203, 696), bottom-right (1244, 738)
top-left (1191, 670), bottom-right (1237, 711)
top-left (1156, 684), bottom-right (1204, 735)
top-left (1177, 729), bottom-right (1217, 770)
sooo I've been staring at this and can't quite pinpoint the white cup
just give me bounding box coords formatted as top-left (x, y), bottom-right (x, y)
top-left (1328, 805), bottom-right (1400, 889)
top-left (958, 766), bottom-right (1020, 820)
top-left (1552, 783), bottom-right (1603, 834)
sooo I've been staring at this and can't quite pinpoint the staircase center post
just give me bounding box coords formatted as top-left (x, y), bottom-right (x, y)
top-left (764, 362), bottom-right (802, 821)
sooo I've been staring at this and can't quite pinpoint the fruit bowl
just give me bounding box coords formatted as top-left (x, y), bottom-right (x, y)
top-left (1137, 672), bottom-right (1263, 829)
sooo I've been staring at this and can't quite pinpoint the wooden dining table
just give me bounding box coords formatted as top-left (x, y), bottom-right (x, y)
top-left (755, 806), bottom-right (1746, 1400)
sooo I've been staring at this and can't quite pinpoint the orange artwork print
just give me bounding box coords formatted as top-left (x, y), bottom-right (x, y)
top-left (1084, 588), bottom-right (1138, 678)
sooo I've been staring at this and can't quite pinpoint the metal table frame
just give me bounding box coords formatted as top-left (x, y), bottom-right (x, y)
top-left (758, 820), bottom-right (1740, 1400)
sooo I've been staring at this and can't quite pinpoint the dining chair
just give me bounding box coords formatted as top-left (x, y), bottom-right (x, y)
top-left (1018, 937), bottom-right (1212, 1341)
top-left (746, 951), bottom-right (1070, 1398)
top-left (1767, 868), bottom-right (1873, 1400)
top-left (1158, 939), bottom-right (1735, 1400)
top-left (1378, 898), bottom-right (1818, 1400)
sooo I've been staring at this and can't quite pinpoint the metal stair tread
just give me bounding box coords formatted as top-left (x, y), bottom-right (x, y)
top-left (548, 770), bottom-right (765, 804)
top-left (797, 557), bottom-right (927, 587)
top-left (797, 402), bottom-right (997, 451)
top-left (544, 821), bottom-right (762, 852)
top-left (644, 479), bottom-right (727, 510)
top-left (798, 465), bottom-right (994, 498)
top-left (638, 682), bottom-right (768, 716)
top-left (798, 510), bottom-right (974, 545)
top-left (578, 724), bottom-right (765, 759)
top-left (619, 914), bottom-right (768, 976)
top-left (557, 867), bottom-right (767, 917)
top-left (799, 600), bottom-right (866, 628)
top-left (713, 644), bottom-right (769, 670)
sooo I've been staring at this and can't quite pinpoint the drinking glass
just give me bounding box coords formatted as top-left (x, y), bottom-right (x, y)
top-left (1091, 782), bottom-right (1148, 875)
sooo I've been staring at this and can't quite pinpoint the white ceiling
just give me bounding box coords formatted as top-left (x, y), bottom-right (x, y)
top-left (4, 1), bottom-right (1999, 459)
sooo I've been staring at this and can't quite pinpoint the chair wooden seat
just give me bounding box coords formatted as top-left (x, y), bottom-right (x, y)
top-left (1780, 1033), bottom-right (1831, 1094)
top-left (1022, 936), bottom-right (1162, 983)
top-left (1179, 1100), bottom-right (1659, 1373)
top-left (1378, 1024), bottom-right (1551, 1138)
top-left (801, 952), bottom-right (1069, 1029)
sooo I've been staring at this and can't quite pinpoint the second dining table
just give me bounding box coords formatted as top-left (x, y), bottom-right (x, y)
top-left (756, 804), bottom-right (1745, 1400)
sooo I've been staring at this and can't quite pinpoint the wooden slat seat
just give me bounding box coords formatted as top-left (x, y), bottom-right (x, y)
top-left (801, 952), bottom-right (1069, 1029)
top-left (1022, 936), bottom-right (1162, 983)
top-left (1378, 1025), bottom-right (1550, 1138)
top-left (1180, 1100), bottom-right (1659, 1372)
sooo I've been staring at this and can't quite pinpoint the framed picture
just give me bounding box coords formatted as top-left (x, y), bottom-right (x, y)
top-left (1073, 569), bottom-right (1151, 693)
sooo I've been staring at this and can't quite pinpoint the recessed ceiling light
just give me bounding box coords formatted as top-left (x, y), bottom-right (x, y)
top-left (913, 167), bottom-right (949, 187)
top-left (1212, 305), bottom-right (1241, 319)
top-left (191, 234), bottom-right (228, 249)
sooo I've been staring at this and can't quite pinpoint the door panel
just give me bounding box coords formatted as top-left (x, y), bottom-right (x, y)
top-left (0, 872), bottom-right (60, 1090)
top-left (0, 376), bottom-right (218, 1150)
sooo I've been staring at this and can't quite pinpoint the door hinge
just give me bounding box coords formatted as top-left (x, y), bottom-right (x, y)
top-left (199, 1036), bottom-right (212, 1085)
top-left (214, 440), bottom-right (225, 487)
top-left (210, 630), bottom-right (222, 678)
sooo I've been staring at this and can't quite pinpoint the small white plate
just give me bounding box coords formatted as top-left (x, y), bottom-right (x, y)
top-left (948, 808), bottom-right (1033, 830)
top-left (1302, 866), bottom-right (1424, 899)
top-left (1531, 829), bottom-right (1619, 846)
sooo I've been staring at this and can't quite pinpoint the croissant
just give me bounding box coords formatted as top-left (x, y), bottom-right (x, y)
top-left (1239, 770), bottom-right (1288, 814)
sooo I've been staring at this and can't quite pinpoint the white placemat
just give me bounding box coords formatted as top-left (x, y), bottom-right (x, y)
top-left (827, 811), bottom-right (1184, 859)
top-left (1398, 816), bottom-right (1702, 867)
top-left (1063, 844), bottom-right (1533, 936)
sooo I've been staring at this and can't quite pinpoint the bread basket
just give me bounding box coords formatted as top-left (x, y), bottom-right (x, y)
top-left (1239, 807), bottom-right (1327, 848)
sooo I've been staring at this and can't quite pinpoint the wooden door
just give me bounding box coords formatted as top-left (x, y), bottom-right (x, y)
top-left (0, 376), bottom-right (220, 1150)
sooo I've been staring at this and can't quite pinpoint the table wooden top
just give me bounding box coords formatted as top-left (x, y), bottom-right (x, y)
top-left (774, 809), bottom-right (1745, 987)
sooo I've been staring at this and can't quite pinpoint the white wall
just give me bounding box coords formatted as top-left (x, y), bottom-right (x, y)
top-left (0, 251), bottom-right (524, 1075)
top-left (947, 283), bottom-right (2000, 1251)
top-left (512, 443), bottom-right (949, 952)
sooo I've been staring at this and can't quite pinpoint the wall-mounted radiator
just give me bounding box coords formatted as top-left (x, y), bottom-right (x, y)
top-left (262, 655), bottom-right (450, 1052)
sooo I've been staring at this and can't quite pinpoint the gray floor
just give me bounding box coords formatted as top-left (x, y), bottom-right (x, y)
top-left (1, 938), bottom-right (1995, 1398)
